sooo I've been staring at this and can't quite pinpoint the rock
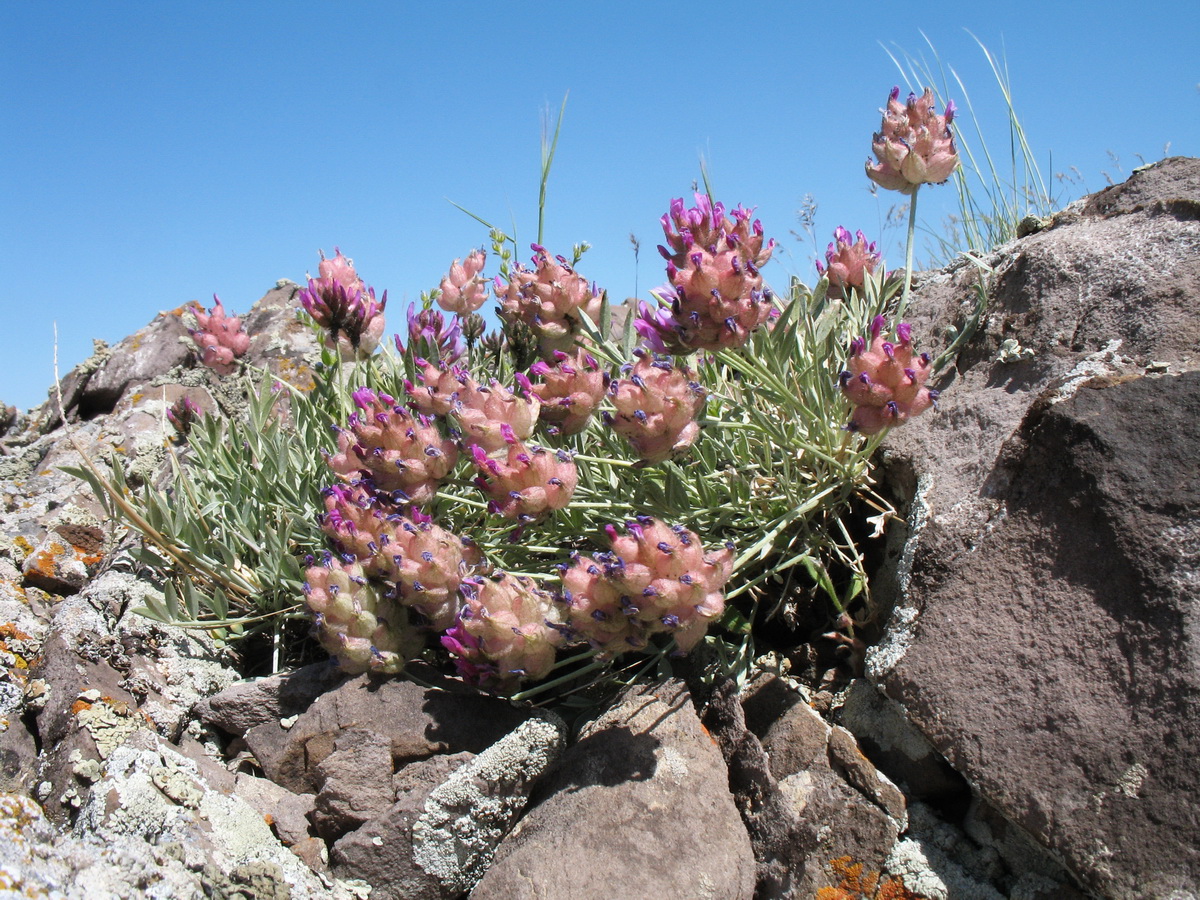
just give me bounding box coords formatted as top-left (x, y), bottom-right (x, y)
top-left (759, 692), bottom-right (905, 895)
top-left (411, 711), bottom-right (565, 896)
top-left (869, 156), bottom-right (1200, 898)
top-left (332, 714), bottom-right (565, 900)
top-left (472, 679), bottom-right (756, 900)
top-left (74, 730), bottom-right (343, 898)
top-left (836, 678), bottom-right (969, 813)
top-left (193, 660), bottom-right (348, 738)
top-left (28, 569), bottom-right (238, 821)
top-left (244, 674), bottom-right (534, 794)
top-left (314, 727), bottom-right (397, 840)
top-left (330, 753), bottom-right (473, 900)
top-left (63, 306), bottom-right (195, 422)
top-left (701, 675), bottom-right (816, 897)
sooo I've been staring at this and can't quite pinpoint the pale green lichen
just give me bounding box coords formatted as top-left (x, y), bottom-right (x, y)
top-left (150, 759), bottom-right (202, 809)
top-left (75, 696), bottom-right (146, 759)
top-left (412, 711), bottom-right (566, 893)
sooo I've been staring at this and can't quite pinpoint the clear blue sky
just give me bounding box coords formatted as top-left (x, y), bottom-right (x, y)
top-left (3, 1), bottom-right (1196, 412)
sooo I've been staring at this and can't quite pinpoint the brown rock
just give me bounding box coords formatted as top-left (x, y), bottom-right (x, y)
top-left (194, 661), bottom-right (348, 738)
top-left (869, 157), bottom-right (1200, 898)
top-left (472, 679), bottom-right (756, 900)
top-left (332, 754), bottom-right (471, 900)
top-left (244, 674), bottom-right (533, 794)
top-left (313, 728), bottom-right (396, 840)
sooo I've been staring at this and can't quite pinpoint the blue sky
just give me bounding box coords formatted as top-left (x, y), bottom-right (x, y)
top-left (3, 1), bottom-right (1196, 412)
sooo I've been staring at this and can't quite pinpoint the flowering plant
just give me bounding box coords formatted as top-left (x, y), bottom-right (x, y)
top-left (73, 87), bottom-right (963, 705)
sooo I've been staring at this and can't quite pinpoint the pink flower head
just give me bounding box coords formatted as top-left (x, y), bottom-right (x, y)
top-left (319, 481), bottom-right (393, 575)
top-left (166, 396), bottom-right (203, 435)
top-left (470, 440), bottom-right (578, 523)
top-left (816, 227), bottom-right (882, 300)
top-left (297, 248), bottom-right (387, 357)
top-left (397, 303), bottom-right (465, 362)
top-left (529, 348), bottom-right (608, 436)
top-left (326, 387), bottom-right (459, 505)
top-left (448, 376), bottom-right (541, 454)
top-left (602, 350), bottom-right (706, 465)
top-left (302, 556), bottom-right (416, 674)
top-left (438, 249), bottom-right (490, 315)
top-left (188, 296), bottom-right (251, 376)
top-left (443, 571), bottom-right (566, 690)
top-left (405, 358), bottom-right (473, 418)
top-left (560, 517), bottom-right (734, 658)
top-left (840, 317), bottom-right (938, 434)
top-left (494, 244), bottom-right (604, 357)
top-left (370, 510), bottom-right (482, 631)
top-left (645, 195), bottom-right (776, 352)
top-left (866, 87), bottom-right (960, 195)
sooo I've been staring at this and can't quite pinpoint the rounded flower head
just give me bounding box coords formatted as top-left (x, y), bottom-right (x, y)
top-left (442, 571), bottom-right (566, 691)
top-left (529, 348), bottom-right (608, 436)
top-left (840, 316), bottom-right (939, 435)
top-left (866, 87), bottom-right (959, 195)
top-left (397, 303), bottom-right (465, 363)
top-left (188, 296), bottom-right (251, 376)
top-left (327, 387), bottom-right (459, 505)
top-left (438, 249), bottom-right (489, 315)
top-left (371, 508), bottom-right (483, 631)
top-left (642, 195), bottom-right (776, 352)
top-left (319, 481), bottom-right (394, 574)
top-left (603, 350), bottom-right (706, 465)
top-left (816, 227), bottom-right (882, 300)
top-left (495, 244), bottom-right (604, 357)
top-left (559, 517), bottom-right (734, 658)
top-left (469, 439), bottom-right (578, 524)
top-left (297, 248), bottom-right (387, 358)
top-left (302, 556), bottom-right (420, 674)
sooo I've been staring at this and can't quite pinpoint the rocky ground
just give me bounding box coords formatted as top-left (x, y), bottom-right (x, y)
top-left (0, 158), bottom-right (1197, 899)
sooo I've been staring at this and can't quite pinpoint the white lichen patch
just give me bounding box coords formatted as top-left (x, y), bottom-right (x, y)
top-left (76, 696), bottom-right (146, 759)
top-left (412, 711), bottom-right (566, 893)
top-left (658, 745), bottom-right (690, 784)
top-left (150, 759), bottom-right (203, 809)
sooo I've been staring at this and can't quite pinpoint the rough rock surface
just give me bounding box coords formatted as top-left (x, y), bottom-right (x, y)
top-left (241, 673), bottom-right (537, 794)
top-left (472, 679), bottom-right (758, 900)
top-left (868, 156), bottom-right (1200, 898)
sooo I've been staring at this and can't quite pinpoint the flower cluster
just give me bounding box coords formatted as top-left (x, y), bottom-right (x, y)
top-left (302, 556), bottom-right (419, 674)
top-left (188, 296), bottom-right (250, 376)
top-left (495, 244), bottom-right (603, 357)
top-left (603, 351), bottom-right (706, 465)
top-left (442, 572), bottom-right (566, 689)
top-left (326, 387), bottom-right (458, 505)
top-left (866, 87), bottom-right (959, 195)
top-left (167, 396), bottom-right (203, 435)
top-left (469, 439), bottom-right (578, 523)
top-left (840, 316), bottom-right (938, 434)
top-left (817, 227), bottom-right (882, 300)
top-left (297, 248), bottom-right (387, 357)
top-left (290, 85), bottom-right (955, 692)
top-left (399, 305), bottom-right (465, 362)
top-left (437, 249), bottom-right (489, 315)
top-left (529, 348), bottom-right (607, 436)
top-left (559, 518), bottom-right (734, 657)
top-left (636, 195), bottom-right (776, 353)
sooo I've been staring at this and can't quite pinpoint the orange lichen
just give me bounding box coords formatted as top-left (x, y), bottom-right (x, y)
top-left (0, 624), bottom-right (32, 643)
top-left (816, 856), bottom-right (926, 900)
top-left (71, 699), bottom-right (93, 715)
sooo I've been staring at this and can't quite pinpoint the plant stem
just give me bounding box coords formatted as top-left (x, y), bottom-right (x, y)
top-left (899, 185), bottom-right (920, 319)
